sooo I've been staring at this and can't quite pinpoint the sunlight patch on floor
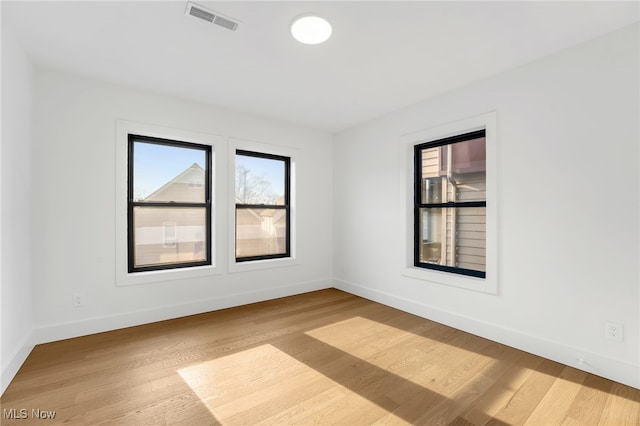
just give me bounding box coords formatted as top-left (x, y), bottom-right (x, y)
top-left (177, 344), bottom-right (393, 425)
top-left (305, 316), bottom-right (485, 393)
top-left (176, 317), bottom-right (519, 424)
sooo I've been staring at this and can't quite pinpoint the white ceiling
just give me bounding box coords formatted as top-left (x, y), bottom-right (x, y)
top-left (3, 1), bottom-right (638, 133)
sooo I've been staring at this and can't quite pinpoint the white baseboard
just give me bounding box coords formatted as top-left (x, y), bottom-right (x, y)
top-left (1, 333), bottom-right (35, 395)
top-left (334, 279), bottom-right (640, 390)
top-left (33, 279), bottom-right (332, 345)
top-left (4, 278), bottom-right (637, 397)
top-left (2, 279), bottom-right (330, 397)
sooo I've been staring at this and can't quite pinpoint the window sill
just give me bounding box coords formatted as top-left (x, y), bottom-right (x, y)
top-left (228, 257), bottom-right (299, 273)
top-left (402, 267), bottom-right (497, 294)
top-left (116, 265), bottom-right (218, 287)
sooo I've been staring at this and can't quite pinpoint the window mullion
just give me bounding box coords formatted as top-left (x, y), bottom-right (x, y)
top-left (236, 204), bottom-right (287, 209)
top-left (132, 202), bottom-right (208, 208)
top-left (417, 201), bottom-right (486, 209)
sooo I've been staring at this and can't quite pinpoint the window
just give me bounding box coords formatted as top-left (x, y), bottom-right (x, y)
top-left (235, 150), bottom-right (290, 262)
top-left (414, 130), bottom-right (486, 278)
top-left (187, 179), bottom-right (203, 189)
top-left (128, 134), bottom-right (212, 272)
top-left (162, 222), bottom-right (177, 248)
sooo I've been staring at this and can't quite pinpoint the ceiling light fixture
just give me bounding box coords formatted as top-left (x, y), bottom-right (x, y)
top-left (290, 14), bottom-right (332, 45)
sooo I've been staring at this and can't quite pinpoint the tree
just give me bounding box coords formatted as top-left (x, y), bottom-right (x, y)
top-left (235, 164), bottom-right (278, 204)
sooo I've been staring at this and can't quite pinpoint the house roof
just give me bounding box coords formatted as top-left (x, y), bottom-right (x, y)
top-left (145, 162), bottom-right (283, 222)
top-left (144, 163), bottom-right (204, 202)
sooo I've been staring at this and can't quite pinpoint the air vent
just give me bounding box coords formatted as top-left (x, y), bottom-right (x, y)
top-left (185, 2), bottom-right (239, 31)
top-left (188, 5), bottom-right (214, 22)
top-left (213, 15), bottom-right (238, 31)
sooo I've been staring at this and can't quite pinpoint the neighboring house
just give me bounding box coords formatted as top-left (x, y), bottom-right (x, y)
top-left (236, 196), bottom-right (286, 258)
top-left (420, 138), bottom-right (486, 271)
top-left (134, 163), bottom-right (207, 266)
top-left (134, 162), bottom-right (286, 265)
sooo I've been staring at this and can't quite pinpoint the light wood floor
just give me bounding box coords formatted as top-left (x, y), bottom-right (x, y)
top-left (2, 289), bottom-right (639, 425)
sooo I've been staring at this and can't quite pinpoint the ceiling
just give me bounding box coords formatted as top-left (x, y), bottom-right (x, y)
top-left (3, 1), bottom-right (638, 133)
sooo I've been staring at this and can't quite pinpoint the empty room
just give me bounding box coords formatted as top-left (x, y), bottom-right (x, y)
top-left (1, 1), bottom-right (639, 425)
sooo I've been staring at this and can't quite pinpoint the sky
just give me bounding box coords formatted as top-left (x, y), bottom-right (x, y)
top-left (235, 153), bottom-right (285, 200)
top-left (133, 141), bottom-right (284, 201)
top-left (133, 142), bottom-right (205, 200)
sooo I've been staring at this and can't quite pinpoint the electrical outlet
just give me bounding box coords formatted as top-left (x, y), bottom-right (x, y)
top-left (73, 293), bottom-right (83, 308)
top-left (605, 321), bottom-right (623, 342)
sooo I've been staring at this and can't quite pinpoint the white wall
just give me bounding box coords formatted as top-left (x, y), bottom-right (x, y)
top-left (333, 24), bottom-right (639, 388)
top-left (29, 69), bottom-right (333, 343)
top-left (1, 18), bottom-right (35, 393)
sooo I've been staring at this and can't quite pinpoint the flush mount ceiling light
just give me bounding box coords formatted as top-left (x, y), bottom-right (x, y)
top-left (290, 14), bottom-right (332, 45)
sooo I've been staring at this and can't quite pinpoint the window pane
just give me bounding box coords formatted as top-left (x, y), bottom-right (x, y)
top-left (133, 207), bottom-right (207, 268)
top-left (441, 136), bottom-right (486, 175)
top-left (133, 141), bottom-right (206, 203)
top-left (418, 207), bottom-right (486, 272)
top-left (236, 154), bottom-right (285, 205)
top-left (236, 208), bottom-right (287, 258)
top-left (420, 137), bottom-right (486, 204)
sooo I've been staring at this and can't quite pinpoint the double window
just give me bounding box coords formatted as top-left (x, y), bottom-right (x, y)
top-left (235, 150), bottom-right (291, 262)
top-left (125, 137), bottom-right (292, 274)
top-left (128, 135), bottom-right (212, 272)
top-left (414, 130), bottom-right (486, 278)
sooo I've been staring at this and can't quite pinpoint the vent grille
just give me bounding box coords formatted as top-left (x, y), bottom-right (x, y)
top-left (213, 15), bottom-right (238, 31)
top-left (188, 5), bottom-right (214, 22)
top-left (185, 2), bottom-right (239, 31)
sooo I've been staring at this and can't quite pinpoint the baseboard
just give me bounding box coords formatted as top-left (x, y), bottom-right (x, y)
top-left (2, 279), bottom-right (330, 396)
top-left (32, 279), bottom-right (331, 346)
top-left (334, 279), bottom-right (640, 390)
top-left (6, 278), bottom-right (637, 396)
top-left (1, 332), bottom-right (35, 395)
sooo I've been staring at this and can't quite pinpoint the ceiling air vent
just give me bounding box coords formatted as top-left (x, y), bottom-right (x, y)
top-left (185, 2), bottom-right (239, 31)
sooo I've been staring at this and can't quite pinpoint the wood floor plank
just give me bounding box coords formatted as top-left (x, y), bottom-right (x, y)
top-left (598, 381), bottom-right (640, 426)
top-left (1, 289), bottom-right (638, 426)
top-left (413, 372), bottom-right (496, 425)
top-left (562, 373), bottom-right (613, 426)
top-left (328, 395), bottom-right (400, 426)
top-left (459, 350), bottom-right (539, 425)
top-left (255, 387), bottom-right (347, 426)
top-left (460, 357), bottom-right (563, 425)
top-left (523, 366), bottom-right (587, 425)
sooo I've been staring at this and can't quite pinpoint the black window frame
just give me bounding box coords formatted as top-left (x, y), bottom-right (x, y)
top-left (414, 129), bottom-right (486, 278)
top-left (235, 149), bottom-right (291, 262)
top-left (128, 134), bottom-right (212, 273)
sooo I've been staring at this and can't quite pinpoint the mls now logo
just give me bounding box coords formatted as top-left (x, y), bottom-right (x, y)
top-left (3, 409), bottom-right (27, 419)
top-left (3, 408), bottom-right (56, 419)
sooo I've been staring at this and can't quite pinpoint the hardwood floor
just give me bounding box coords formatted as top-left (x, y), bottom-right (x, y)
top-left (2, 289), bottom-right (639, 425)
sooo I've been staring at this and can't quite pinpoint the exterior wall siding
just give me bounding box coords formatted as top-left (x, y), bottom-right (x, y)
top-left (421, 149), bottom-right (486, 272)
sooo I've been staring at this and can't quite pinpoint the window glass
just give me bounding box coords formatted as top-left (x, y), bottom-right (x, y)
top-left (235, 154), bottom-right (285, 205)
top-left (417, 207), bottom-right (486, 272)
top-left (133, 207), bottom-right (207, 268)
top-left (236, 208), bottom-right (288, 258)
top-left (439, 136), bottom-right (486, 176)
top-left (129, 136), bottom-right (211, 272)
top-left (235, 150), bottom-right (290, 262)
top-left (421, 137), bottom-right (486, 204)
top-left (134, 142), bottom-right (206, 203)
top-left (415, 130), bottom-right (486, 278)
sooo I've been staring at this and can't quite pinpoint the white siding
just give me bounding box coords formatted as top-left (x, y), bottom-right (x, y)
top-left (454, 174), bottom-right (486, 271)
